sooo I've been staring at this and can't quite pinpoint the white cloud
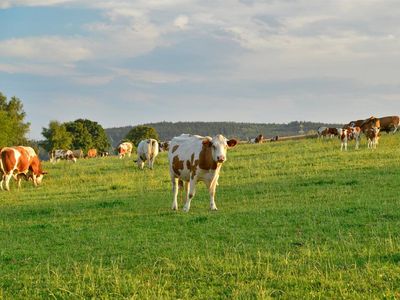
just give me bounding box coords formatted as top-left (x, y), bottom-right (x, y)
top-left (174, 15), bottom-right (189, 30)
top-left (0, 37), bottom-right (91, 62)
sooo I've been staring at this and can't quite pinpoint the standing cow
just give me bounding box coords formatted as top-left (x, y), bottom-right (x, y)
top-left (135, 139), bottom-right (159, 169)
top-left (117, 142), bottom-right (133, 159)
top-left (168, 134), bottom-right (238, 212)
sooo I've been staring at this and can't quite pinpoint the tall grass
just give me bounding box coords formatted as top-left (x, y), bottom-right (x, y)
top-left (1, 134), bottom-right (400, 298)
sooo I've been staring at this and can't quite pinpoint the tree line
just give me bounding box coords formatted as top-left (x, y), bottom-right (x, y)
top-left (106, 121), bottom-right (343, 147)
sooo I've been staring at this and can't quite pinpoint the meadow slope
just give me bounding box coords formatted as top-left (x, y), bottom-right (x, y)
top-left (1, 135), bottom-right (400, 299)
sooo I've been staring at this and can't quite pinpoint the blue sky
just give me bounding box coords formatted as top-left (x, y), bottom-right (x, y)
top-left (1, 0), bottom-right (400, 139)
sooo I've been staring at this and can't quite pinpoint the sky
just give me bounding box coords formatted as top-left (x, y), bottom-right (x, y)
top-left (1, 0), bottom-right (400, 140)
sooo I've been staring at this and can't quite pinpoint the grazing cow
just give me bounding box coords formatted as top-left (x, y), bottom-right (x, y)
top-left (50, 149), bottom-right (77, 163)
top-left (378, 116), bottom-right (400, 133)
top-left (0, 146), bottom-right (47, 191)
top-left (270, 135), bottom-right (279, 142)
top-left (249, 134), bottom-right (263, 144)
top-left (100, 151), bottom-right (109, 157)
top-left (135, 139), bottom-right (159, 169)
top-left (169, 134), bottom-right (238, 212)
top-left (321, 127), bottom-right (340, 138)
top-left (72, 149), bottom-right (84, 159)
top-left (159, 141), bottom-right (170, 152)
top-left (87, 148), bottom-right (97, 158)
top-left (117, 142), bottom-right (133, 159)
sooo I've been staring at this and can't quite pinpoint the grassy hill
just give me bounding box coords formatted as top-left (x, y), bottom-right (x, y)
top-left (105, 121), bottom-right (343, 147)
top-left (1, 134), bottom-right (400, 298)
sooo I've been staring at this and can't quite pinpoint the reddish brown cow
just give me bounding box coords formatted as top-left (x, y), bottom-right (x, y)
top-left (321, 127), bottom-right (340, 138)
top-left (378, 116), bottom-right (399, 133)
top-left (0, 146), bottom-right (47, 191)
top-left (87, 148), bottom-right (97, 158)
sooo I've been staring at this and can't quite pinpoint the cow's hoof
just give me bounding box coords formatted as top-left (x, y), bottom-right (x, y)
top-left (210, 207), bottom-right (218, 211)
top-left (183, 206), bottom-right (190, 212)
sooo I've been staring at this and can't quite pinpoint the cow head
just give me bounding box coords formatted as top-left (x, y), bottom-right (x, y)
top-left (202, 135), bottom-right (238, 163)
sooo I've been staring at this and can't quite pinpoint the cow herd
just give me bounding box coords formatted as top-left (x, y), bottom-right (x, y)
top-left (1, 116), bottom-right (398, 211)
top-left (318, 115), bottom-right (399, 151)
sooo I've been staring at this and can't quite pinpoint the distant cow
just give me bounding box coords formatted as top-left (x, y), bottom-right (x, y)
top-left (159, 141), bottom-right (170, 152)
top-left (0, 146), bottom-right (47, 191)
top-left (100, 151), bottom-right (109, 157)
top-left (87, 148), bottom-right (97, 158)
top-left (378, 116), bottom-right (399, 133)
top-left (72, 149), bottom-right (84, 159)
top-left (270, 135), bottom-right (279, 142)
top-left (169, 134), bottom-right (238, 212)
top-left (117, 142), bottom-right (133, 159)
top-left (341, 126), bottom-right (361, 150)
top-left (317, 127), bottom-right (328, 138)
top-left (321, 127), bottom-right (340, 138)
top-left (366, 127), bottom-right (380, 149)
top-left (50, 149), bottom-right (77, 163)
top-left (339, 128), bottom-right (349, 151)
top-left (250, 134), bottom-right (263, 144)
top-left (135, 139), bottom-right (159, 169)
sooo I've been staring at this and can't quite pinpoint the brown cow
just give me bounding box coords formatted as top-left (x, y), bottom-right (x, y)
top-left (0, 146), bottom-right (47, 191)
top-left (378, 116), bottom-right (400, 133)
top-left (87, 148), bottom-right (97, 158)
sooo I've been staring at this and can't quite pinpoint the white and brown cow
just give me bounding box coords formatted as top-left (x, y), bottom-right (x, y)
top-left (366, 127), bottom-right (380, 149)
top-left (0, 146), bottom-right (47, 191)
top-left (135, 139), bottom-right (159, 169)
top-left (342, 126), bottom-right (361, 150)
top-left (168, 134), bottom-right (238, 212)
top-left (317, 127), bottom-right (328, 139)
top-left (117, 142), bottom-right (133, 159)
top-left (378, 116), bottom-right (400, 133)
top-left (249, 134), bottom-right (263, 144)
top-left (49, 149), bottom-right (77, 163)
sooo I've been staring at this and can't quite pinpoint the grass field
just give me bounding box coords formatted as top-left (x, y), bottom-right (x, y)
top-left (1, 134), bottom-right (400, 299)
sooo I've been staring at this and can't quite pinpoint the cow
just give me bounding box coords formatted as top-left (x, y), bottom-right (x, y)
top-left (86, 148), bottom-right (97, 158)
top-left (169, 134), bottom-right (238, 212)
top-left (250, 134), bottom-right (263, 144)
top-left (343, 119), bottom-right (365, 129)
top-left (378, 116), bottom-right (400, 133)
top-left (72, 149), bottom-right (84, 159)
top-left (342, 126), bottom-right (361, 150)
top-left (135, 139), bottom-right (159, 169)
top-left (366, 127), bottom-right (380, 149)
top-left (339, 128), bottom-right (348, 151)
top-left (117, 142), bottom-right (133, 159)
top-left (49, 149), bottom-right (77, 163)
top-left (321, 127), bottom-right (340, 138)
top-left (0, 146), bottom-right (47, 191)
top-left (159, 141), bottom-right (170, 152)
top-left (100, 151), bottom-right (109, 157)
top-left (317, 127), bottom-right (328, 138)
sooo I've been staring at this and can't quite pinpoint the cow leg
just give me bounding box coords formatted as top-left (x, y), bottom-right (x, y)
top-left (171, 177), bottom-right (179, 210)
top-left (0, 175), bottom-right (4, 191)
top-left (4, 173), bottom-right (13, 191)
top-left (207, 175), bottom-right (219, 210)
top-left (393, 126), bottom-right (398, 133)
top-left (183, 177), bottom-right (197, 212)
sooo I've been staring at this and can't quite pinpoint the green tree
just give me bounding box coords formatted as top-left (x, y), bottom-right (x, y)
top-left (0, 92), bottom-right (30, 147)
top-left (41, 121), bottom-right (73, 151)
top-left (125, 125), bottom-right (159, 146)
top-left (65, 119), bottom-right (110, 152)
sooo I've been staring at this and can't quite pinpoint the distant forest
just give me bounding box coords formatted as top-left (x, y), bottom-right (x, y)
top-left (105, 121), bottom-right (343, 147)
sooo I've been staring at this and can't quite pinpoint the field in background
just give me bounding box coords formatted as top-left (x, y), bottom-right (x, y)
top-left (1, 134), bottom-right (400, 298)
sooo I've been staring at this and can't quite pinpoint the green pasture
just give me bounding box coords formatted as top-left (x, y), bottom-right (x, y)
top-left (1, 135), bottom-right (400, 299)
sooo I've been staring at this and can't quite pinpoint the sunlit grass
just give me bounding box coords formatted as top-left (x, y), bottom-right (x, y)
top-left (1, 134), bottom-right (400, 298)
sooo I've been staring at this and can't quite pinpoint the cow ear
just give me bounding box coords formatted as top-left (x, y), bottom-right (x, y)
top-left (202, 139), bottom-right (211, 147)
top-left (227, 139), bottom-right (238, 148)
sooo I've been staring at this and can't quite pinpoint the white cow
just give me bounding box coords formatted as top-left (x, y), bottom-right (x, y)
top-left (135, 139), bottom-right (159, 169)
top-left (49, 149), bottom-right (77, 163)
top-left (168, 134), bottom-right (238, 212)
